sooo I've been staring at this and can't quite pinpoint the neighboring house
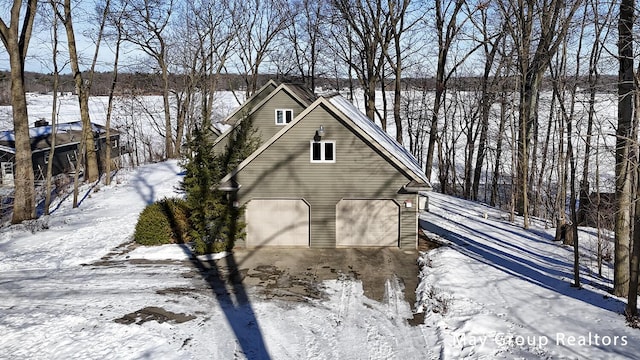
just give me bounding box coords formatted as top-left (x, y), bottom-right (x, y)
top-left (0, 120), bottom-right (123, 186)
top-left (212, 81), bottom-right (317, 154)
top-left (218, 91), bottom-right (431, 249)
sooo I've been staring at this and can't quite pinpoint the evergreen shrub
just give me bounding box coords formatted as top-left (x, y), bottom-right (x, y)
top-left (134, 198), bottom-right (190, 245)
top-left (180, 113), bottom-right (258, 255)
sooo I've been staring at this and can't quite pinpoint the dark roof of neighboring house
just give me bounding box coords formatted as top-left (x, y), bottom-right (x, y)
top-left (0, 121), bottom-right (118, 154)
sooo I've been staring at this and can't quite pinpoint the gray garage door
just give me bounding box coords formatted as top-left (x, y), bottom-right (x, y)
top-left (336, 199), bottom-right (400, 247)
top-left (246, 199), bottom-right (310, 247)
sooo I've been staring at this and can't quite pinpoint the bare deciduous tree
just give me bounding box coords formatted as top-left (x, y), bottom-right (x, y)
top-left (423, 0), bottom-right (467, 182)
top-left (44, 0), bottom-right (60, 215)
top-left (330, 0), bottom-right (394, 125)
top-left (469, 2), bottom-right (505, 201)
top-left (233, 0), bottom-right (289, 97)
top-left (53, 0), bottom-right (101, 183)
top-left (285, 0), bottom-right (329, 90)
top-left (103, 0), bottom-right (124, 185)
top-left (382, 0), bottom-right (419, 144)
top-left (615, 0), bottom-right (634, 298)
top-left (0, 0), bottom-right (37, 223)
top-left (627, 68), bottom-right (640, 319)
top-left (497, 0), bottom-right (581, 229)
top-left (121, 0), bottom-right (175, 158)
top-left (578, 0), bottom-right (615, 226)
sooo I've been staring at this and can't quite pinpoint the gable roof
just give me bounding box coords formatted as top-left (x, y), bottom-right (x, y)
top-left (219, 80), bottom-right (279, 126)
top-left (220, 94), bottom-right (431, 190)
top-left (212, 82), bottom-right (318, 148)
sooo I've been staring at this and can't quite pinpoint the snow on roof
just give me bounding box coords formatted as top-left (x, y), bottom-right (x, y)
top-left (328, 95), bottom-right (429, 185)
top-left (213, 122), bottom-right (231, 134)
top-left (0, 144), bottom-right (15, 154)
top-left (0, 121), bottom-right (108, 143)
top-left (0, 130), bottom-right (13, 143)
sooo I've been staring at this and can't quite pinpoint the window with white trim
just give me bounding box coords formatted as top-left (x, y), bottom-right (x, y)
top-left (310, 141), bottom-right (335, 163)
top-left (275, 109), bottom-right (293, 125)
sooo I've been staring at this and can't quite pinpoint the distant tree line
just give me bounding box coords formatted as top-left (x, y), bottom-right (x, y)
top-left (0, 71), bottom-right (622, 102)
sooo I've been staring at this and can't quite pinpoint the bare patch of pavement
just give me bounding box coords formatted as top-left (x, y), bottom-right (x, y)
top-left (210, 247), bottom-right (421, 309)
top-left (95, 245), bottom-right (422, 324)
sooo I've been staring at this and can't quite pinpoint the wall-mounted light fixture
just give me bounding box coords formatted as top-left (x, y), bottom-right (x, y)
top-left (314, 125), bottom-right (325, 142)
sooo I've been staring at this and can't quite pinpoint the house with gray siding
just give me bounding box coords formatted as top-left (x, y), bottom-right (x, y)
top-left (0, 120), bottom-right (123, 186)
top-left (212, 81), bottom-right (317, 154)
top-left (219, 91), bottom-right (431, 249)
top-left (222, 80), bottom-right (278, 127)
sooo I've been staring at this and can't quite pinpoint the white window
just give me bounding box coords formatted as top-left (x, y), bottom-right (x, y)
top-left (310, 141), bottom-right (335, 163)
top-left (275, 109), bottom-right (293, 125)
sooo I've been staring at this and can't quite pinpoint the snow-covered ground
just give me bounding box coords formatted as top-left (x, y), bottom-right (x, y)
top-left (0, 90), bottom-right (637, 359)
top-left (420, 193), bottom-right (640, 359)
top-left (0, 161), bottom-right (431, 359)
top-left (1, 161), bottom-right (638, 359)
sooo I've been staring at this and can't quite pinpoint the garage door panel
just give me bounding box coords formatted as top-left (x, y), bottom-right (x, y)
top-left (246, 199), bottom-right (309, 247)
top-left (336, 199), bottom-right (399, 247)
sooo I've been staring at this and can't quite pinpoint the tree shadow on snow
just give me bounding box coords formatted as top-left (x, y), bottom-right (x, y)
top-left (177, 244), bottom-right (271, 360)
top-left (419, 214), bottom-right (626, 314)
top-left (166, 192), bottom-right (269, 359)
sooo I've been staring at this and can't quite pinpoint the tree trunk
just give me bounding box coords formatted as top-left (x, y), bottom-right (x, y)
top-left (628, 198), bottom-right (640, 318)
top-left (426, 83), bottom-right (444, 183)
top-left (568, 91), bottom-right (580, 287)
top-left (628, 75), bottom-right (640, 318)
top-left (0, 0), bottom-right (38, 223)
top-left (516, 68), bottom-right (544, 229)
top-left (578, 70), bottom-right (597, 224)
top-left (615, 0), bottom-right (634, 298)
top-left (555, 107), bottom-right (567, 242)
top-left (392, 54), bottom-right (403, 145)
top-left (490, 94), bottom-right (508, 207)
top-left (72, 135), bottom-right (85, 209)
top-left (161, 56), bottom-right (174, 158)
top-left (7, 44), bottom-right (35, 223)
top-left (45, 3), bottom-right (59, 215)
top-left (60, 0), bottom-right (98, 182)
top-left (537, 96), bottom-right (555, 222)
top-left (104, 26), bottom-right (122, 186)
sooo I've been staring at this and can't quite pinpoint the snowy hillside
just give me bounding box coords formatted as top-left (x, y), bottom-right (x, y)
top-left (420, 193), bottom-right (639, 359)
top-left (0, 161), bottom-right (638, 359)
